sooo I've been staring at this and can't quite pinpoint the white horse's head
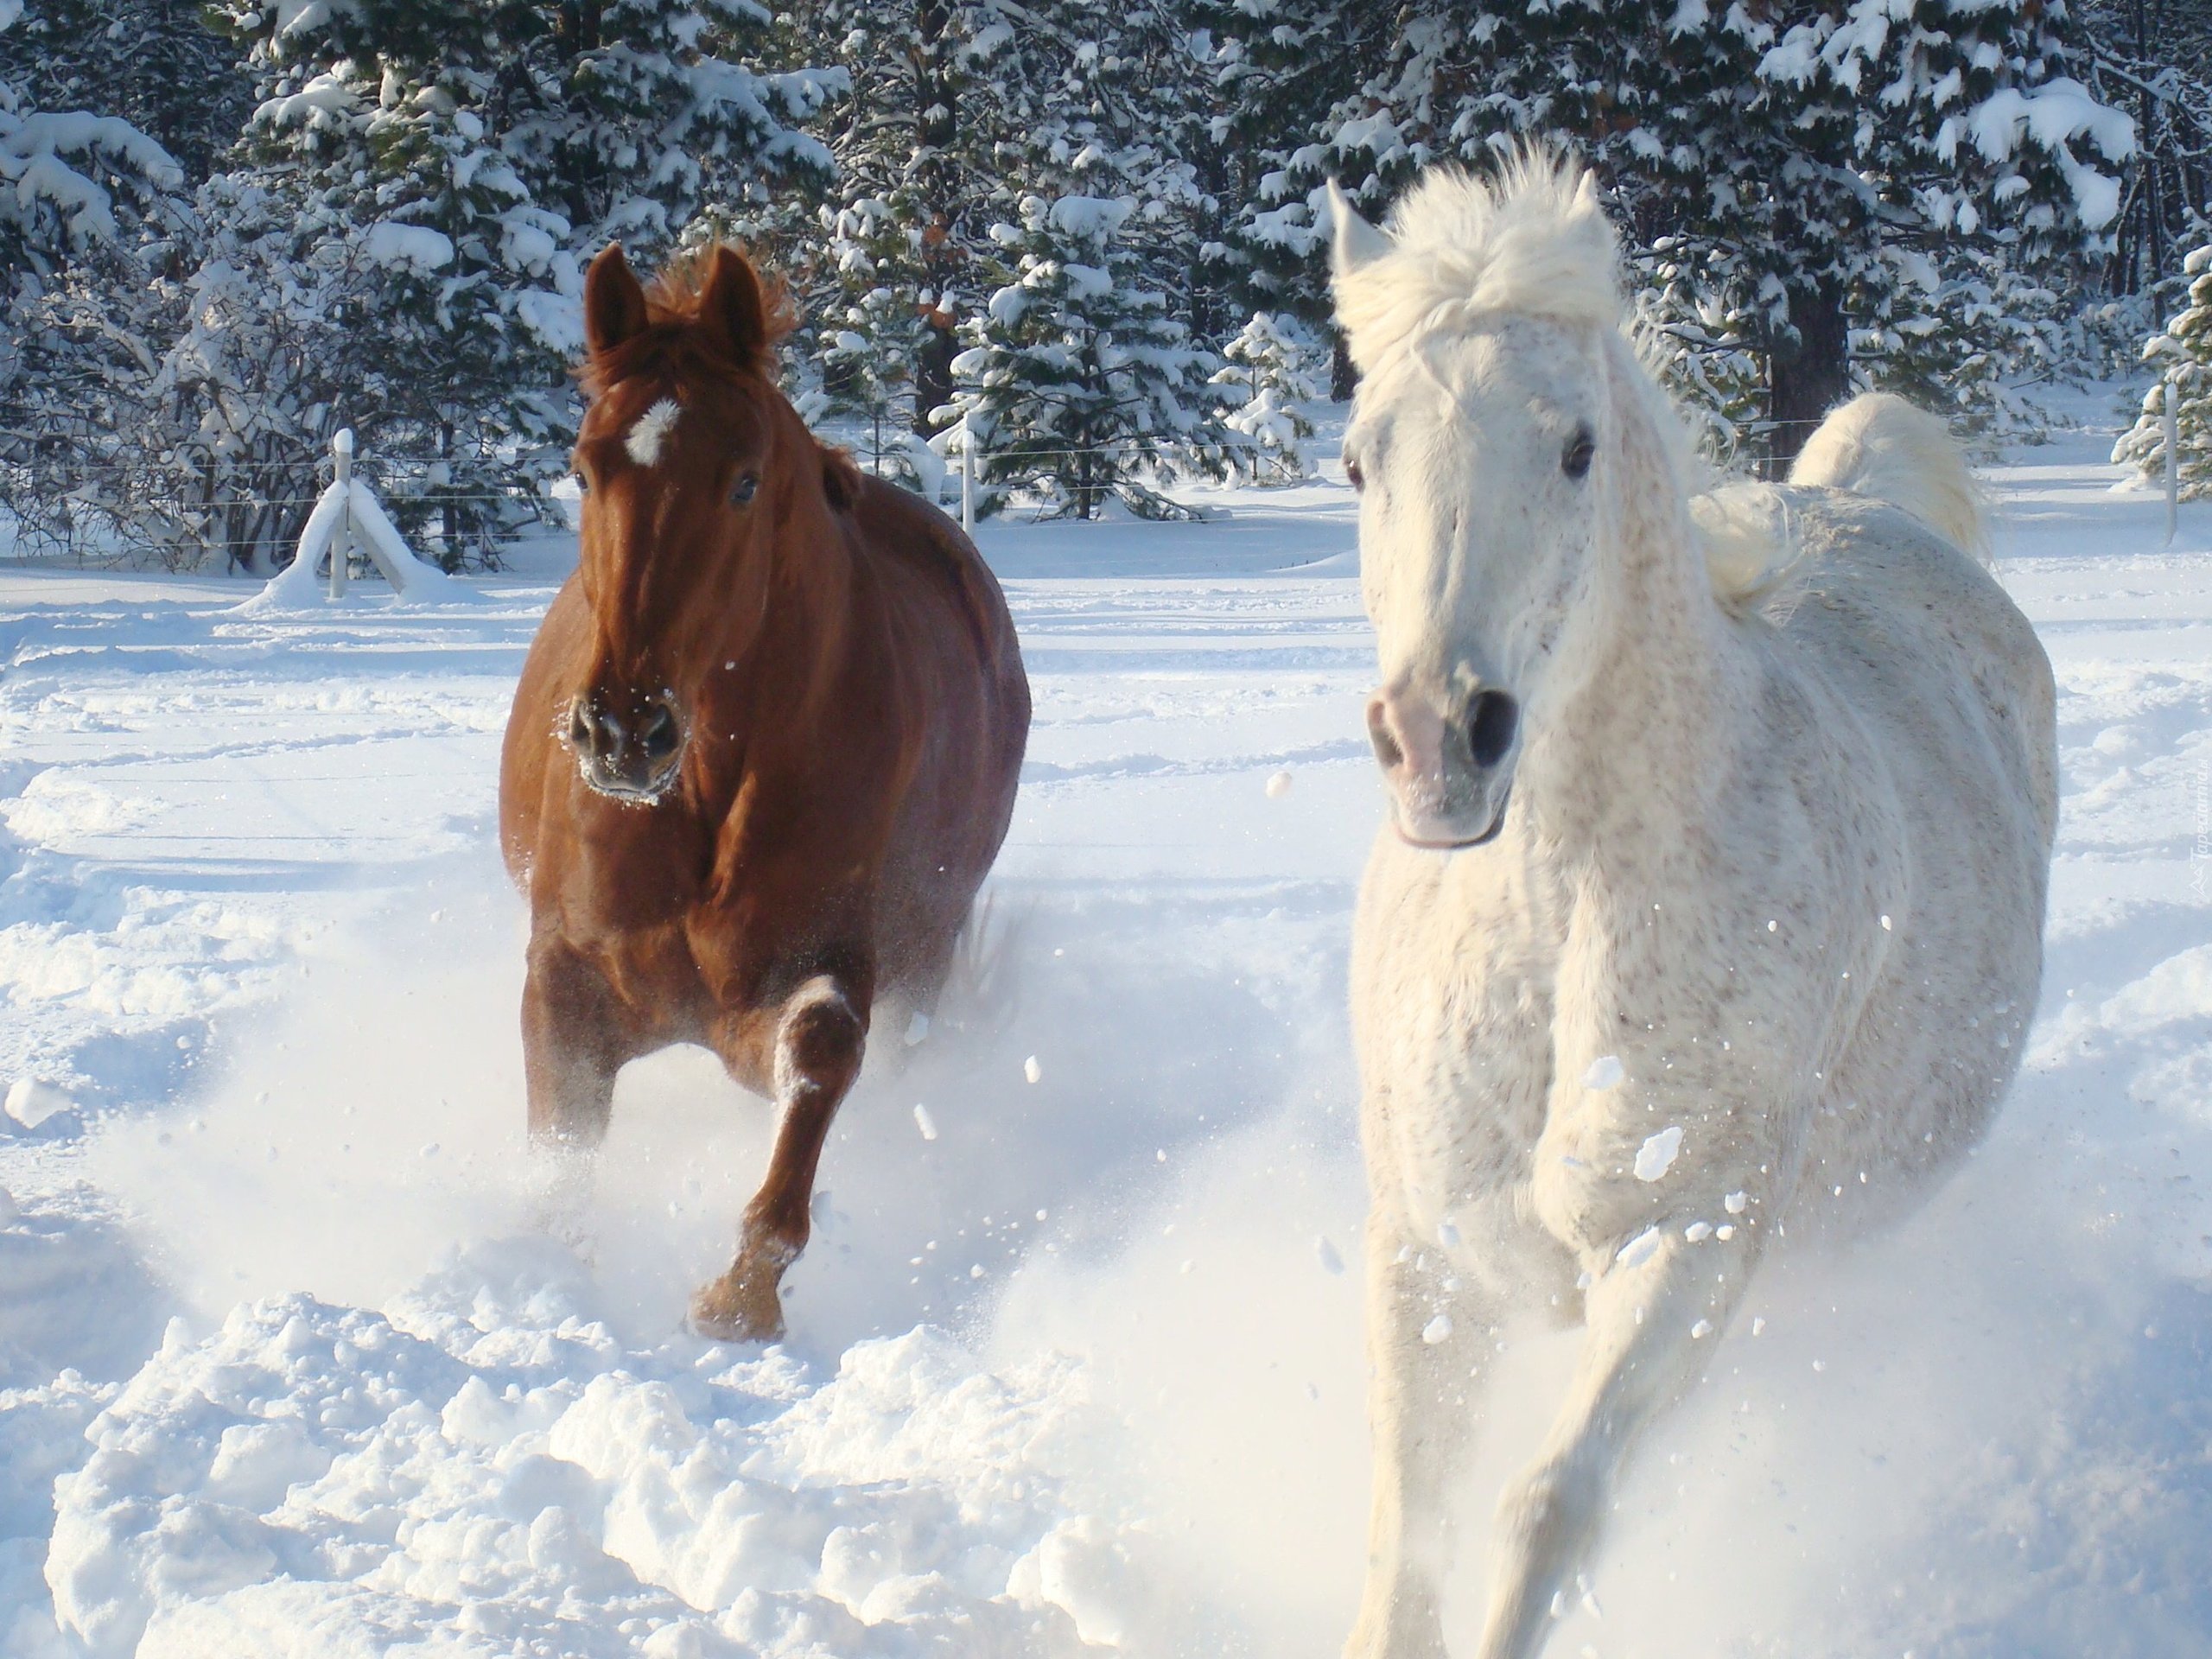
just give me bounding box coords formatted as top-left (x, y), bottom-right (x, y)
top-left (1332, 155), bottom-right (1660, 848)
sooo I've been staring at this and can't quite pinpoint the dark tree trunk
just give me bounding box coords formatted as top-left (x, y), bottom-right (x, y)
top-left (1764, 281), bottom-right (1849, 476)
top-left (440, 421), bottom-right (461, 572)
top-left (1191, 144), bottom-right (1228, 346)
top-left (553, 0), bottom-right (608, 235)
top-left (1331, 332), bottom-right (1357, 402)
top-left (915, 323), bottom-right (956, 435)
top-left (912, 0), bottom-right (958, 433)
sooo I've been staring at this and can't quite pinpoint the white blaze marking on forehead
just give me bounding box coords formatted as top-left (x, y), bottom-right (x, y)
top-left (626, 397), bottom-right (680, 467)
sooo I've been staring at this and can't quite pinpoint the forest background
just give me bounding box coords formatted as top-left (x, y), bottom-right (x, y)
top-left (0, 0), bottom-right (2203, 562)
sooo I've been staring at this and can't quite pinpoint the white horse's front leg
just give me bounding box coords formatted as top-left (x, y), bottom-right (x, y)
top-left (1476, 1229), bottom-right (1751, 1659)
top-left (1348, 1207), bottom-right (1498, 1659)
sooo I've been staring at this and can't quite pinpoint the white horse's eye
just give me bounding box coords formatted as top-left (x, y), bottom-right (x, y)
top-left (1345, 454), bottom-right (1366, 492)
top-left (1563, 429), bottom-right (1596, 480)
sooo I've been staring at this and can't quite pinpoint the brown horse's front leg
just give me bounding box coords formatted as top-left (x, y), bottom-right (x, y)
top-left (522, 934), bottom-right (649, 1248)
top-left (522, 935), bottom-right (641, 1148)
top-left (692, 975), bottom-right (867, 1341)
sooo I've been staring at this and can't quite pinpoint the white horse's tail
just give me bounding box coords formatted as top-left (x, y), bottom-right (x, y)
top-left (1789, 392), bottom-right (1989, 563)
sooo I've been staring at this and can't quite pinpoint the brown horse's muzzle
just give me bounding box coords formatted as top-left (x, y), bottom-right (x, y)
top-left (567, 688), bottom-right (685, 802)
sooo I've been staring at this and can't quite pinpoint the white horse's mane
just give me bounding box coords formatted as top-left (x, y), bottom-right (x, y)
top-left (1334, 153), bottom-right (1624, 375)
top-left (1335, 151), bottom-right (1808, 608)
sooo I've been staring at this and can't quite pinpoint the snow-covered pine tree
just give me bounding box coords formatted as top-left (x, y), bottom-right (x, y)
top-left (796, 0), bottom-right (1109, 444)
top-left (793, 8), bottom-right (944, 443)
top-left (1269, 0), bottom-right (2132, 465)
top-left (1097, 0), bottom-right (1228, 358)
top-left (0, 0), bottom-right (199, 556)
top-left (497, 0), bottom-right (839, 264)
top-left (1204, 0), bottom-right (1395, 394)
top-left (1211, 309), bottom-right (1317, 481)
top-left (0, 0), bottom-right (191, 286)
top-left (98, 0), bottom-right (836, 572)
top-left (1632, 231), bottom-right (1766, 466)
top-left (1702, 0), bottom-right (2133, 460)
top-left (952, 189), bottom-right (1226, 519)
top-left (44, 171), bottom-right (328, 571)
top-left (336, 78), bottom-right (578, 566)
top-left (1870, 247), bottom-right (2076, 447)
top-left (937, 0), bottom-right (1235, 520)
top-left (2114, 240), bottom-right (2212, 497)
top-left (114, 0), bottom-right (583, 571)
top-left (812, 193), bottom-right (931, 486)
top-left (0, 0), bottom-right (250, 181)
top-left (2079, 0), bottom-right (2212, 303)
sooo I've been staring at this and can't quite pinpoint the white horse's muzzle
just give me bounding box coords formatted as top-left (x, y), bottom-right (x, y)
top-left (1368, 684), bottom-right (1518, 849)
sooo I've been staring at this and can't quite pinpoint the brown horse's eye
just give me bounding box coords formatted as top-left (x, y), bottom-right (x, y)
top-left (731, 472), bottom-right (759, 506)
top-left (573, 470), bottom-right (590, 496)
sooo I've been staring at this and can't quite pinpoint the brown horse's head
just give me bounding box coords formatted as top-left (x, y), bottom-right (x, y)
top-left (566, 241), bottom-right (855, 803)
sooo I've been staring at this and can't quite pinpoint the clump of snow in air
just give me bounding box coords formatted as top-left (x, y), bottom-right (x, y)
top-left (1315, 1235), bottom-right (1345, 1275)
top-left (1421, 1314), bottom-right (1452, 1344)
top-left (1617, 1225), bottom-right (1664, 1268)
top-left (1685, 1221), bottom-right (1713, 1243)
top-left (1266, 769), bottom-right (1294, 798)
top-left (1024, 1054), bottom-right (1042, 1084)
top-left (912, 1102), bottom-right (938, 1141)
top-left (1583, 1054), bottom-right (1625, 1090)
top-left (1725, 1191), bottom-right (1750, 1214)
top-left (1634, 1125), bottom-right (1684, 1182)
top-left (5, 1077), bottom-right (74, 1128)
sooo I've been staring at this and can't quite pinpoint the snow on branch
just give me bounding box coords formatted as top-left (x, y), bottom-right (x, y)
top-left (0, 108), bottom-right (182, 253)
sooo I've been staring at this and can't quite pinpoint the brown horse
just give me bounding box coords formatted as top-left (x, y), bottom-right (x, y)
top-left (499, 241), bottom-right (1029, 1340)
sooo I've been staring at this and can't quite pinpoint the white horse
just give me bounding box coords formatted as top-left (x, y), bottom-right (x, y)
top-left (1330, 156), bottom-right (2056, 1659)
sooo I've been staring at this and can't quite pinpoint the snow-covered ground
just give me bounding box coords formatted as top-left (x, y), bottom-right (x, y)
top-left (2, 423), bottom-right (2209, 1658)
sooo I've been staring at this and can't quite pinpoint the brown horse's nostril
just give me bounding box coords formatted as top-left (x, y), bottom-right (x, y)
top-left (595, 709), bottom-right (627, 758)
top-left (1465, 690), bottom-right (1518, 769)
top-left (639, 700), bottom-right (680, 761)
top-left (569, 690), bottom-right (683, 793)
top-left (1368, 700), bottom-right (1405, 772)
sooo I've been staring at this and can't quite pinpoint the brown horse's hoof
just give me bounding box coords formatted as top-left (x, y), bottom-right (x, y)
top-left (689, 1275), bottom-right (785, 1344)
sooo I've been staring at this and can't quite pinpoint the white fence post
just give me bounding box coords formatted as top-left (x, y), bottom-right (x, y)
top-left (961, 416), bottom-right (976, 535)
top-left (2165, 371), bottom-right (2183, 550)
top-left (329, 428), bottom-right (354, 599)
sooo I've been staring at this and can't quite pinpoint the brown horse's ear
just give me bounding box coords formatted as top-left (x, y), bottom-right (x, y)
top-left (696, 245), bottom-right (770, 372)
top-left (584, 244), bottom-right (649, 357)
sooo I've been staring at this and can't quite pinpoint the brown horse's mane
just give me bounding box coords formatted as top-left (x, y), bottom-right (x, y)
top-left (577, 242), bottom-right (799, 399)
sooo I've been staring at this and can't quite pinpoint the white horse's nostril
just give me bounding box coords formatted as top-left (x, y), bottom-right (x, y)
top-left (1466, 690), bottom-right (1518, 769)
top-left (1367, 702), bottom-right (1406, 772)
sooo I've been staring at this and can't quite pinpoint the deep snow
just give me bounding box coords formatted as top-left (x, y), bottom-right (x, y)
top-left (2, 421), bottom-right (2209, 1657)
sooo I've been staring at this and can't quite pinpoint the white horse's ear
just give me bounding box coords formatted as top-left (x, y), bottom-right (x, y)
top-left (1328, 181), bottom-right (1390, 285)
top-left (1572, 168), bottom-right (1599, 208)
